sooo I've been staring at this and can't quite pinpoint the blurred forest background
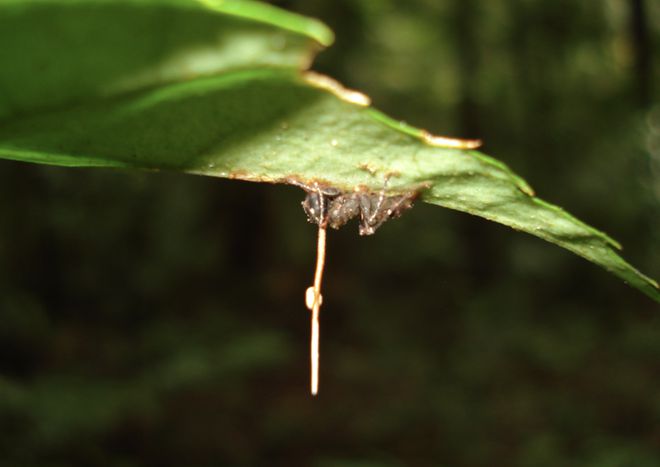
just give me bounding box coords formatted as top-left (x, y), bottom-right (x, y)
top-left (1, 0), bottom-right (659, 466)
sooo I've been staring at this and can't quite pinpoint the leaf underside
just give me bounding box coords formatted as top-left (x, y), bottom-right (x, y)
top-left (0, 0), bottom-right (658, 302)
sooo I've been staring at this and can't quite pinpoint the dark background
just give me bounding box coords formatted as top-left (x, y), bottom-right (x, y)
top-left (1, 0), bottom-right (659, 465)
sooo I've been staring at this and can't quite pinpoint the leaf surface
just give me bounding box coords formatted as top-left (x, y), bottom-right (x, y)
top-left (0, 0), bottom-right (332, 119)
top-left (0, 0), bottom-right (657, 302)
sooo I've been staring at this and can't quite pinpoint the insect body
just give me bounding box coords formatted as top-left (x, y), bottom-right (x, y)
top-left (301, 184), bottom-right (415, 235)
top-left (327, 193), bottom-right (361, 229)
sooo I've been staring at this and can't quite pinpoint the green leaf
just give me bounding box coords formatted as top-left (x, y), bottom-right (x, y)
top-left (0, 0), bottom-right (658, 302)
top-left (0, 0), bottom-right (332, 119)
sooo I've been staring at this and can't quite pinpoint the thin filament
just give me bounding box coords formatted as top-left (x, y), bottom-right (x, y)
top-left (310, 225), bottom-right (327, 396)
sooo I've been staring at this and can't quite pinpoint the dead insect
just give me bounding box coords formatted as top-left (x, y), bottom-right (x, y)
top-left (295, 179), bottom-right (416, 235)
top-left (325, 191), bottom-right (415, 234)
